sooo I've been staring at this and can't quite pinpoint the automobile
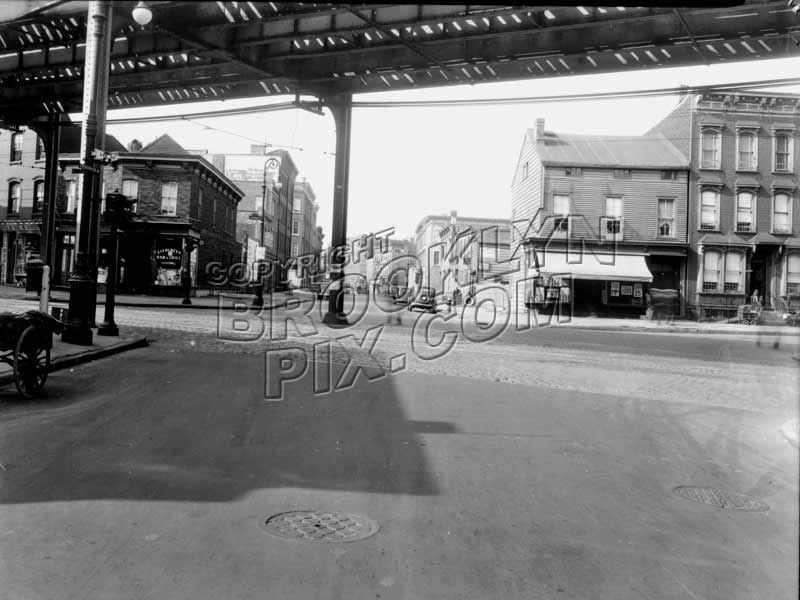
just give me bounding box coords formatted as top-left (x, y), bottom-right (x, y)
top-left (407, 287), bottom-right (438, 313)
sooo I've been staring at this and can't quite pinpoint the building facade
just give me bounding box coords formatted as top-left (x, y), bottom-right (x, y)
top-left (648, 92), bottom-right (800, 317)
top-left (511, 119), bottom-right (690, 316)
top-left (289, 178), bottom-right (322, 287)
top-left (414, 212), bottom-right (511, 301)
top-left (219, 146), bottom-right (300, 290)
top-left (0, 128), bottom-right (243, 294)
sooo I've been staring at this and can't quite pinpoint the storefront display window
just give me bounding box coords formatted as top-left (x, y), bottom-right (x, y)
top-left (155, 241), bottom-right (182, 286)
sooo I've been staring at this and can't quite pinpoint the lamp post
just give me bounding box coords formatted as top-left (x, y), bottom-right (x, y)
top-left (98, 192), bottom-right (134, 337)
top-left (181, 238), bottom-right (198, 305)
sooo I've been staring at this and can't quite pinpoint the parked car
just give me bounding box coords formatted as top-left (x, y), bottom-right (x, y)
top-left (408, 287), bottom-right (437, 313)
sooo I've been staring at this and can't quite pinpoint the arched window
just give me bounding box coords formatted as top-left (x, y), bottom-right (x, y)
top-left (702, 250), bottom-right (721, 291)
top-left (701, 128), bottom-right (721, 169)
top-left (735, 191), bottom-right (755, 232)
top-left (736, 131), bottom-right (758, 170)
top-left (9, 132), bottom-right (22, 163)
top-left (33, 180), bottom-right (44, 213)
top-left (6, 181), bottom-right (21, 214)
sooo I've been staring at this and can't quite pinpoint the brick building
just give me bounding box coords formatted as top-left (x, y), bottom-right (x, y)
top-left (647, 91), bottom-right (800, 317)
top-left (289, 178), bottom-right (322, 287)
top-left (510, 119), bottom-right (690, 316)
top-left (0, 127), bottom-right (243, 294)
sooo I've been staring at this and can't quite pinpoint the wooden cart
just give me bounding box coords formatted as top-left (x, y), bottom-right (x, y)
top-left (0, 310), bottom-right (63, 398)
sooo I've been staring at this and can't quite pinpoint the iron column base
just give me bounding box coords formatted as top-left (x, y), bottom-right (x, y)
top-left (61, 276), bottom-right (94, 345)
top-left (97, 322), bottom-right (119, 336)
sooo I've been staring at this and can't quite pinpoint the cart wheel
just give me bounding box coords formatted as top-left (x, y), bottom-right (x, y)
top-left (13, 327), bottom-right (50, 398)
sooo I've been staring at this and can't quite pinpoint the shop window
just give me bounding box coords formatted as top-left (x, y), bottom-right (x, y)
top-left (736, 131), bottom-right (758, 171)
top-left (33, 180), bottom-right (44, 213)
top-left (160, 181), bottom-right (178, 215)
top-left (701, 128), bottom-right (721, 169)
top-left (772, 192), bottom-right (792, 234)
top-left (121, 179), bottom-right (138, 213)
top-left (66, 178), bottom-right (79, 213)
top-left (658, 198), bottom-right (674, 237)
top-left (735, 191), bottom-right (755, 232)
top-left (7, 181), bottom-right (20, 214)
top-left (553, 194), bottom-right (570, 233)
top-left (700, 189), bottom-right (719, 230)
top-left (774, 133), bottom-right (793, 173)
top-left (787, 254), bottom-right (800, 295)
top-left (9, 132), bottom-right (22, 163)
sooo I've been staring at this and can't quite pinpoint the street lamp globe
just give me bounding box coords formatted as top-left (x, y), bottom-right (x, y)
top-left (132, 1), bottom-right (153, 26)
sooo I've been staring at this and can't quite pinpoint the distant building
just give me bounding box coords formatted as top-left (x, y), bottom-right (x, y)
top-left (414, 212), bottom-right (511, 300)
top-left (289, 178), bottom-right (322, 287)
top-left (0, 128), bottom-right (242, 294)
top-left (218, 147), bottom-right (299, 290)
top-left (648, 91), bottom-right (800, 317)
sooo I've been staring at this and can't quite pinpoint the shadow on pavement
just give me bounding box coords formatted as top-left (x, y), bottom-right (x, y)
top-left (0, 350), bottom-right (441, 503)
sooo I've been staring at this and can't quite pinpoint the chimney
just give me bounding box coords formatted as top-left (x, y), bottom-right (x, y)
top-left (535, 118), bottom-right (545, 140)
top-left (128, 139), bottom-right (142, 152)
top-left (211, 154), bottom-right (226, 172)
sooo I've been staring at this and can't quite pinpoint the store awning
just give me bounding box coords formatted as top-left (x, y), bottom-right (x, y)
top-left (535, 250), bottom-right (653, 282)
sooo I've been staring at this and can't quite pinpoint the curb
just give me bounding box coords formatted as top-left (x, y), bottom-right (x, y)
top-left (11, 296), bottom-right (290, 311)
top-left (0, 337), bottom-right (149, 388)
top-left (539, 324), bottom-right (800, 337)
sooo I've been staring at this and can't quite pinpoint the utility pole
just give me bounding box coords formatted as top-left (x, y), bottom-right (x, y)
top-left (61, 0), bottom-right (113, 345)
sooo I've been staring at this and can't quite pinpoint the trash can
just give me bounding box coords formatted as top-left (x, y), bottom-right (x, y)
top-left (25, 258), bottom-right (44, 294)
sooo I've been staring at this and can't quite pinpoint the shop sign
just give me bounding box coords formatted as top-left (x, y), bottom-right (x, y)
top-left (155, 246), bottom-right (182, 286)
top-left (620, 284), bottom-right (633, 296)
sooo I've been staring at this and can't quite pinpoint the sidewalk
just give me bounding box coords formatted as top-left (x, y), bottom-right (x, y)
top-left (0, 284), bottom-right (291, 310)
top-left (0, 334), bottom-right (148, 389)
top-left (467, 305), bottom-right (800, 337)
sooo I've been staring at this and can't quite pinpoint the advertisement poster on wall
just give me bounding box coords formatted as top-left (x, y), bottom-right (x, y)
top-left (155, 245), bottom-right (182, 286)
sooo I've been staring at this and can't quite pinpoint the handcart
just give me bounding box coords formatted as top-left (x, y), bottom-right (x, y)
top-left (0, 310), bottom-right (63, 398)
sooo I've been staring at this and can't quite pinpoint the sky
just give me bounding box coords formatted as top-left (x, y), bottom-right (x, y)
top-left (98, 55), bottom-right (800, 241)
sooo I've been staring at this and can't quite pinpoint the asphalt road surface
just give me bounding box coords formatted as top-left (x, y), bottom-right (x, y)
top-left (0, 319), bottom-right (797, 599)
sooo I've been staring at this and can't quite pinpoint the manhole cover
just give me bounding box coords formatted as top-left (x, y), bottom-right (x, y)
top-left (673, 486), bottom-right (769, 511)
top-left (261, 511), bottom-right (380, 542)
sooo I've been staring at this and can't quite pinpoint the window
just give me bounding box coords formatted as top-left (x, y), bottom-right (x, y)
top-left (66, 179), bottom-right (78, 213)
top-left (612, 169), bottom-right (631, 179)
top-left (196, 188), bottom-right (203, 219)
top-left (7, 181), bottom-right (20, 214)
top-left (658, 198), bottom-right (675, 237)
top-left (773, 192), bottom-right (792, 234)
top-left (433, 250), bottom-right (440, 266)
top-left (605, 196), bottom-right (623, 239)
top-left (35, 136), bottom-right (45, 161)
top-left (700, 189), bottom-right (720, 230)
top-left (774, 133), bottom-right (793, 172)
top-left (661, 170), bottom-right (679, 180)
top-left (292, 219), bottom-right (299, 235)
top-left (788, 254), bottom-right (800, 295)
top-left (702, 250), bottom-right (720, 291)
top-left (553, 194), bottom-right (570, 232)
top-left (522, 162), bottom-right (529, 180)
top-left (736, 131), bottom-right (758, 171)
top-left (291, 241), bottom-right (299, 256)
top-left (33, 180), bottom-right (44, 213)
top-left (701, 128), bottom-right (721, 169)
top-left (564, 167), bottom-right (582, 177)
top-left (9, 132), bottom-right (22, 162)
top-left (723, 252), bottom-right (743, 292)
top-left (160, 181), bottom-right (178, 215)
top-left (735, 191), bottom-right (755, 232)
top-left (121, 179), bottom-right (138, 213)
